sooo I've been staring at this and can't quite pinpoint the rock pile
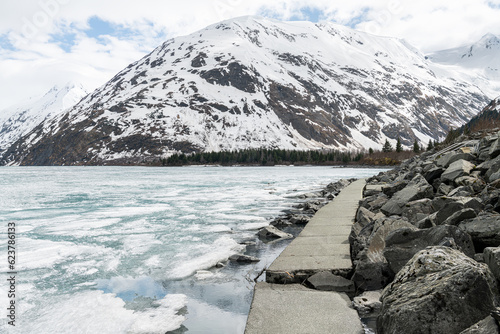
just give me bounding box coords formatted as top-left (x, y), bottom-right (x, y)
top-left (350, 133), bottom-right (500, 333)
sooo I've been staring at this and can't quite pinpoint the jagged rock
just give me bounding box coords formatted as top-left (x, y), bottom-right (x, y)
top-left (382, 181), bottom-right (408, 197)
top-left (306, 271), bottom-right (355, 293)
top-left (298, 192), bottom-right (321, 199)
top-left (424, 166), bottom-right (445, 184)
top-left (353, 290), bottom-right (382, 315)
top-left (484, 247), bottom-right (500, 281)
top-left (448, 185), bottom-right (475, 197)
top-left (351, 217), bottom-right (416, 291)
top-left (476, 156), bottom-right (500, 174)
top-left (459, 213), bottom-right (500, 251)
top-left (432, 196), bottom-right (484, 221)
top-left (441, 159), bottom-right (476, 183)
top-left (459, 316), bottom-right (500, 334)
top-left (437, 183), bottom-right (454, 195)
top-left (383, 225), bottom-right (475, 274)
top-left (288, 214), bottom-right (310, 224)
top-left (365, 217), bottom-right (417, 259)
top-left (455, 176), bottom-right (486, 193)
top-left (436, 151), bottom-right (457, 168)
top-left (491, 171), bottom-right (500, 183)
top-left (359, 193), bottom-right (389, 212)
top-left (401, 198), bottom-right (434, 225)
top-left (325, 179), bottom-right (351, 194)
top-left (351, 256), bottom-right (395, 292)
top-left (257, 226), bottom-right (293, 241)
top-left (441, 208), bottom-right (477, 226)
top-left (380, 175), bottom-right (434, 216)
top-left (270, 218), bottom-right (292, 226)
top-left (356, 206), bottom-right (377, 227)
top-left (228, 254), bottom-right (260, 263)
top-left (377, 246), bottom-right (498, 334)
top-left (490, 137), bottom-right (500, 159)
top-left (415, 212), bottom-right (437, 228)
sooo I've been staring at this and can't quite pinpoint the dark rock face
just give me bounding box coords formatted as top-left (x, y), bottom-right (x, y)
top-left (257, 226), bottom-right (293, 242)
top-left (459, 316), bottom-right (500, 334)
top-left (459, 213), bottom-right (500, 251)
top-left (228, 254), bottom-right (260, 263)
top-left (353, 131), bottom-right (500, 333)
top-left (377, 247), bottom-right (498, 334)
top-left (383, 225), bottom-right (475, 273)
top-left (380, 174), bottom-right (433, 216)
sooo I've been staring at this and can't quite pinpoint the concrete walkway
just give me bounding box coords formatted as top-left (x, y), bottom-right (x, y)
top-left (245, 179), bottom-right (366, 334)
top-left (245, 283), bottom-right (363, 334)
top-left (266, 178), bottom-right (366, 284)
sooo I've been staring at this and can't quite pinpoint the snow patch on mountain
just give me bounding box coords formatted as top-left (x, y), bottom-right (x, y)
top-left (0, 83), bottom-right (88, 154)
top-left (0, 17), bottom-right (495, 165)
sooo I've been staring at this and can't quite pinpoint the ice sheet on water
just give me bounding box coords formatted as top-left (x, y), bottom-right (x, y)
top-left (167, 236), bottom-right (245, 279)
top-left (9, 291), bottom-right (187, 334)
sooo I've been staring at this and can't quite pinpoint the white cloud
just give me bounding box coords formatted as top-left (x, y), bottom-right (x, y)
top-left (0, 0), bottom-right (500, 109)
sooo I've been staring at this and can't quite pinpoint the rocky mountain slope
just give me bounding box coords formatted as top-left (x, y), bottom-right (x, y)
top-left (0, 83), bottom-right (88, 156)
top-left (1, 17), bottom-right (494, 165)
top-left (464, 96), bottom-right (500, 131)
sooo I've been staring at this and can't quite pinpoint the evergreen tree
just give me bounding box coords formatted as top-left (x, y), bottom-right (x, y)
top-left (396, 137), bottom-right (403, 153)
top-left (427, 139), bottom-right (434, 151)
top-left (382, 139), bottom-right (393, 153)
top-left (368, 147), bottom-right (374, 155)
top-left (413, 139), bottom-right (420, 153)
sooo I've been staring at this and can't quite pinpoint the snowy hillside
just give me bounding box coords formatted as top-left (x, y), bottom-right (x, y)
top-left (0, 17), bottom-right (493, 165)
top-left (0, 83), bottom-right (88, 155)
top-left (427, 33), bottom-right (500, 97)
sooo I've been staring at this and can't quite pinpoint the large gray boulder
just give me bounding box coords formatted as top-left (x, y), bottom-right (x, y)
top-left (228, 254), bottom-right (260, 263)
top-left (377, 246), bottom-right (498, 334)
top-left (257, 226), bottom-right (292, 242)
top-left (459, 213), bottom-right (500, 250)
top-left (441, 208), bottom-right (477, 226)
top-left (383, 225), bottom-right (475, 274)
top-left (359, 193), bottom-right (389, 212)
top-left (441, 159), bottom-right (475, 183)
top-left (484, 246), bottom-right (500, 281)
top-left (490, 137), bottom-right (500, 159)
top-left (380, 175), bottom-right (434, 216)
top-left (351, 217), bottom-right (416, 291)
top-left (401, 198), bottom-right (434, 224)
top-left (459, 316), bottom-right (500, 334)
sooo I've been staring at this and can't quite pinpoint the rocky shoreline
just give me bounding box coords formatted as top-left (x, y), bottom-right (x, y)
top-left (350, 132), bottom-right (500, 333)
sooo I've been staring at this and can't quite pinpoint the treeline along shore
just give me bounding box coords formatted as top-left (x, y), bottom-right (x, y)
top-left (156, 146), bottom-right (420, 167)
top-left (349, 130), bottom-right (500, 333)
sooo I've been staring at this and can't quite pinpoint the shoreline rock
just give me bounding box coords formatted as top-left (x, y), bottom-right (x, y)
top-left (349, 131), bottom-right (500, 333)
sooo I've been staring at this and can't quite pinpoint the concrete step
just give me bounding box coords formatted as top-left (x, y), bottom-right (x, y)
top-left (245, 282), bottom-right (364, 334)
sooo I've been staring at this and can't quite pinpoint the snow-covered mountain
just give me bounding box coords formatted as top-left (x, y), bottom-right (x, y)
top-left (0, 17), bottom-right (494, 165)
top-left (0, 83), bottom-right (88, 155)
top-left (427, 33), bottom-right (500, 97)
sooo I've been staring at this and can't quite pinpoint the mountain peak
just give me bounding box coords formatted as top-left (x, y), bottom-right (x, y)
top-left (0, 18), bottom-right (493, 165)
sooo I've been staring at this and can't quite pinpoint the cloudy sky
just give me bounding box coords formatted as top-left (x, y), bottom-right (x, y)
top-left (1, 0), bottom-right (500, 110)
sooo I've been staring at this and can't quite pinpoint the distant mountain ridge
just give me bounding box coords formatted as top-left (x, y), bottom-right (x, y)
top-left (0, 83), bottom-right (88, 155)
top-left (0, 17), bottom-right (496, 166)
top-left (427, 33), bottom-right (500, 96)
